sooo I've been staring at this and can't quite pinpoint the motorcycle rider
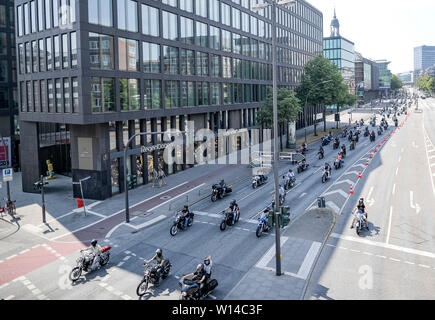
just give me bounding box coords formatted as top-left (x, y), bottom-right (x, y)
top-left (328, 131), bottom-right (333, 141)
top-left (229, 200), bottom-right (239, 225)
top-left (203, 256), bottom-right (213, 279)
top-left (324, 163), bottom-right (331, 178)
top-left (287, 169), bottom-right (295, 185)
top-left (336, 152), bottom-right (343, 167)
top-left (219, 179), bottom-right (227, 197)
top-left (181, 205), bottom-right (191, 229)
top-left (278, 184), bottom-right (285, 204)
top-left (300, 158), bottom-right (307, 170)
top-left (144, 248), bottom-right (166, 285)
top-left (183, 264), bottom-right (208, 297)
top-left (318, 146), bottom-right (324, 158)
top-left (334, 137), bottom-right (340, 148)
top-left (83, 239), bottom-right (102, 271)
top-left (350, 207), bottom-right (369, 230)
top-left (341, 144), bottom-right (347, 157)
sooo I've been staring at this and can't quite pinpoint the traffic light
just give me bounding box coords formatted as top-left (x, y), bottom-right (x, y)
top-left (279, 206), bottom-right (291, 228)
top-left (33, 180), bottom-right (48, 191)
top-left (128, 175), bottom-right (137, 190)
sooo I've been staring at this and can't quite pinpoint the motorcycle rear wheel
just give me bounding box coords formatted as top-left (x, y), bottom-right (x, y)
top-left (211, 194), bottom-right (217, 202)
top-left (256, 225), bottom-right (263, 238)
top-left (69, 267), bottom-right (82, 282)
top-left (170, 225), bottom-right (178, 236)
top-left (137, 279), bottom-right (149, 296)
top-left (100, 254), bottom-right (110, 266)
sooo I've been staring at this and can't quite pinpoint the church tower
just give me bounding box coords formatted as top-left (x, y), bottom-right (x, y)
top-left (330, 9), bottom-right (340, 37)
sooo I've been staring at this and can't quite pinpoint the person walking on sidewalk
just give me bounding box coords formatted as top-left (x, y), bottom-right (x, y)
top-left (158, 168), bottom-right (166, 187)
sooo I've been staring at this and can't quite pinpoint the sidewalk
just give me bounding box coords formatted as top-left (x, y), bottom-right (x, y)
top-left (225, 208), bottom-right (334, 300)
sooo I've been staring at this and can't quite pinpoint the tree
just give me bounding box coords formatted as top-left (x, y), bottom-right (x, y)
top-left (256, 88), bottom-right (302, 150)
top-left (296, 55), bottom-right (355, 131)
top-left (417, 75), bottom-right (435, 94)
top-left (391, 75), bottom-right (403, 90)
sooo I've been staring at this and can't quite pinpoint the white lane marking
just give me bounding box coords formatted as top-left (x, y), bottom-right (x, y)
top-left (147, 183), bottom-right (206, 213)
top-left (376, 255), bottom-right (387, 259)
top-left (423, 128), bottom-right (435, 197)
top-left (392, 184), bottom-right (396, 195)
top-left (195, 211), bottom-right (221, 218)
top-left (4, 295), bottom-right (15, 300)
top-left (208, 294), bottom-right (217, 300)
top-left (398, 156), bottom-right (402, 163)
top-left (333, 179), bottom-right (355, 187)
top-left (6, 254), bottom-right (17, 260)
top-left (117, 262), bottom-right (125, 267)
top-left (331, 233), bottom-right (435, 259)
top-left (395, 167), bottom-right (399, 176)
top-left (404, 261), bottom-right (415, 265)
top-left (366, 186), bottom-right (375, 206)
top-left (350, 249), bottom-right (360, 253)
top-left (419, 264), bottom-right (430, 269)
top-left (326, 244), bottom-right (336, 248)
top-left (299, 192), bottom-right (307, 199)
top-left (323, 189), bottom-right (348, 199)
top-left (122, 294), bottom-right (133, 300)
top-left (123, 256), bottom-right (131, 261)
top-left (363, 252), bottom-right (373, 256)
top-left (86, 210), bottom-right (107, 219)
top-left (297, 242), bottom-right (322, 280)
top-left (256, 237), bottom-right (289, 269)
top-left (326, 201), bottom-right (340, 214)
top-left (410, 191), bottom-right (421, 214)
top-left (130, 215), bottom-right (167, 230)
top-left (389, 258), bottom-right (400, 262)
top-left (386, 206), bottom-right (393, 244)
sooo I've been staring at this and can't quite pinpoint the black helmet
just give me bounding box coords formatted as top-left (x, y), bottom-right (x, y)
top-left (204, 257), bottom-right (211, 265)
top-left (196, 263), bottom-right (204, 271)
top-left (230, 200), bottom-right (237, 206)
top-left (156, 248), bottom-right (162, 256)
top-left (91, 239), bottom-right (97, 247)
top-left (183, 205), bottom-right (188, 210)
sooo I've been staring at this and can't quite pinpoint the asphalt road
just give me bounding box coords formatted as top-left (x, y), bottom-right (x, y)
top-left (305, 97), bottom-right (435, 300)
top-left (0, 99), bottom-right (425, 300)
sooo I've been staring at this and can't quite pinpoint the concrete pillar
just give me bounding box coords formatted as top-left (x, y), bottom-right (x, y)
top-left (161, 117), bottom-right (168, 175)
top-left (140, 119), bottom-right (148, 184)
top-left (20, 121), bottom-right (41, 193)
top-left (115, 121), bottom-right (125, 193)
top-left (70, 123), bottom-right (111, 200)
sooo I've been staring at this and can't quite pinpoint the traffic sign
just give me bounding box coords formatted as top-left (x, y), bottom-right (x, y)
top-left (2, 168), bottom-right (12, 182)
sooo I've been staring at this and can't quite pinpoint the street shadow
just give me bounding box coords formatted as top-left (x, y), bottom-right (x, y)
top-left (306, 283), bottom-right (335, 300)
top-left (70, 266), bottom-right (110, 286)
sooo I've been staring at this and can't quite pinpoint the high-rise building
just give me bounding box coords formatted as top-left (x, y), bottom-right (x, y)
top-left (0, 0), bottom-right (18, 170)
top-left (414, 45), bottom-right (435, 73)
top-left (15, 0), bottom-right (323, 200)
top-left (376, 60), bottom-right (392, 94)
top-left (323, 9), bottom-right (355, 94)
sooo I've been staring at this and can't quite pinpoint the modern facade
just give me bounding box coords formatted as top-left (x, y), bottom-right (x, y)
top-left (375, 60), bottom-right (392, 96)
top-left (355, 52), bottom-right (379, 103)
top-left (397, 71), bottom-right (413, 85)
top-left (15, 0), bottom-right (323, 200)
top-left (414, 45), bottom-right (435, 74)
top-left (323, 10), bottom-right (355, 95)
top-left (0, 0), bottom-right (18, 169)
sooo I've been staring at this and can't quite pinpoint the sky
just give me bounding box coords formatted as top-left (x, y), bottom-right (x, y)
top-left (307, 0), bottom-right (435, 74)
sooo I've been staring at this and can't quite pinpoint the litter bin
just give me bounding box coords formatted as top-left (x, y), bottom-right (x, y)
top-left (317, 197), bottom-right (326, 208)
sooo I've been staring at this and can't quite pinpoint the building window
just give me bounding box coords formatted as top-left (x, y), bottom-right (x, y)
top-left (211, 54), bottom-right (220, 77)
top-left (63, 78), bottom-right (71, 113)
top-left (144, 79), bottom-right (161, 109)
top-left (18, 44), bottom-right (25, 74)
top-left (55, 78), bottom-right (62, 112)
top-left (241, 36), bottom-right (250, 56)
top-left (182, 81), bottom-right (195, 107)
top-left (195, 21), bottom-right (207, 47)
top-left (33, 81), bottom-right (40, 112)
top-left (72, 77), bottom-right (78, 113)
top-left (233, 33), bottom-right (241, 54)
top-left (209, 0), bottom-right (219, 22)
top-left (24, 3), bottom-right (30, 34)
top-left (210, 26), bottom-right (220, 50)
top-left (165, 80), bottom-right (179, 108)
top-left (162, 0), bottom-right (177, 7)
top-left (221, 2), bottom-right (230, 26)
top-left (117, 0), bottom-right (137, 32)
top-left (180, 0), bottom-right (193, 12)
top-left (62, 34), bottom-right (69, 69)
top-left (223, 83), bottom-right (232, 104)
top-left (241, 12), bottom-right (249, 33)
top-left (222, 30), bottom-right (231, 52)
top-left (89, 32), bottom-right (114, 70)
top-left (17, 5), bottom-right (23, 36)
top-left (52, 0), bottom-right (59, 27)
top-left (232, 8), bottom-right (240, 29)
top-left (40, 79), bottom-right (47, 112)
top-left (27, 81), bottom-right (33, 111)
top-left (38, 39), bottom-right (45, 72)
top-left (180, 16), bottom-right (194, 45)
top-left (143, 42), bottom-right (160, 73)
top-left (210, 82), bottom-right (221, 105)
top-left (141, 4), bottom-right (159, 37)
top-left (162, 11), bottom-right (177, 41)
top-left (31, 41), bottom-right (38, 73)
top-left (91, 77), bottom-right (115, 113)
top-left (25, 42), bottom-right (31, 73)
top-left (46, 37), bottom-right (52, 70)
top-left (222, 56), bottom-right (231, 78)
top-left (163, 46), bottom-right (179, 74)
top-left (120, 78), bottom-right (140, 111)
top-left (47, 79), bottom-right (54, 112)
top-left (198, 82), bottom-right (209, 106)
top-left (196, 52), bottom-right (208, 76)
top-left (44, 0), bottom-right (51, 29)
top-left (54, 35), bottom-right (60, 69)
top-left (20, 82), bottom-right (26, 112)
top-left (195, 0), bottom-right (207, 18)
top-left (118, 37), bottom-right (139, 71)
top-left (70, 31), bottom-right (77, 68)
top-left (89, 0), bottom-right (113, 26)
top-left (31, 1), bottom-right (37, 33)
top-left (181, 49), bottom-right (194, 76)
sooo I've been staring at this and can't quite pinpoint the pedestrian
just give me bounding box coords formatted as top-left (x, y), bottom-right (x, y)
top-left (158, 168), bottom-right (166, 187)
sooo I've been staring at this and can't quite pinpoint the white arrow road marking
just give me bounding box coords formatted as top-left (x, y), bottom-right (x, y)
top-left (299, 192), bottom-right (307, 199)
top-left (353, 164), bottom-right (366, 169)
top-left (366, 186), bottom-right (375, 206)
top-left (343, 171), bottom-right (359, 176)
top-left (326, 201), bottom-right (340, 214)
top-left (324, 189), bottom-right (348, 199)
top-left (410, 191), bottom-right (421, 214)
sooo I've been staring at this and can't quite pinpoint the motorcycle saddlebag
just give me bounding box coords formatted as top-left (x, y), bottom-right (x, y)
top-left (208, 279), bottom-right (218, 291)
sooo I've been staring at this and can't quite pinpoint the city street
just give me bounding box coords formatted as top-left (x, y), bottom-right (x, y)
top-left (1, 100), bottom-right (427, 300)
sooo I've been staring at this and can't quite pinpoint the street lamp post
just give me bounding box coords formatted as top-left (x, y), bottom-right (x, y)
top-left (253, 0), bottom-right (297, 277)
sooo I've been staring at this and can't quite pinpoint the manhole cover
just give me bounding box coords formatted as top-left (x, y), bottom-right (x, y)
top-left (160, 195), bottom-right (172, 200)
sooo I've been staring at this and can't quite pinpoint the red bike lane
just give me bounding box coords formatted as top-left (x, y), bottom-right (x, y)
top-left (0, 165), bottom-right (238, 286)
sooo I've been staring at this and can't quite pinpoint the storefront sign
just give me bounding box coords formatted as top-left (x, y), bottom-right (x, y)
top-left (0, 137), bottom-right (11, 169)
top-left (141, 143), bottom-right (171, 153)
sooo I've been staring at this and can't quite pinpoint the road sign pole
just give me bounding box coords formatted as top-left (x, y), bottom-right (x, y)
top-left (80, 180), bottom-right (87, 217)
top-left (6, 181), bottom-right (10, 203)
top-left (41, 175), bottom-right (46, 223)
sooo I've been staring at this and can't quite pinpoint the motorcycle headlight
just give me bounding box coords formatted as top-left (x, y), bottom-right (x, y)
top-left (182, 292), bottom-right (187, 296)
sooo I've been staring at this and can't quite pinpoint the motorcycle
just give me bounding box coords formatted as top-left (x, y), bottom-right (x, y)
top-left (137, 261), bottom-right (172, 296)
top-left (334, 158), bottom-right (343, 170)
top-left (256, 215), bottom-right (271, 238)
top-left (370, 134), bottom-right (376, 142)
top-left (333, 139), bottom-right (340, 150)
top-left (341, 130), bottom-right (347, 138)
top-left (318, 150), bottom-right (324, 159)
top-left (220, 208), bottom-right (240, 231)
top-left (340, 147), bottom-right (347, 158)
top-left (252, 175), bottom-right (268, 189)
top-left (211, 184), bottom-right (233, 202)
top-left (395, 119), bottom-right (398, 127)
top-left (354, 212), bottom-right (368, 236)
top-left (377, 127), bottom-right (383, 136)
top-left (350, 140), bottom-right (356, 150)
top-left (297, 161), bottom-right (310, 174)
top-left (178, 277), bottom-right (218, 300)
top-left (364, 128), bottom-right (370, 137)
top-left (170, 211), bottom-right (194, 236)
top-left (298, 145), bottom-right (307, 155)
top-left (283, 176), bottom-right (296, 190)
top-left (69, 246), bottom-right (112, 282)
top-left (321, 169), bottom-right (331, 183)
top-left (322, 136), bottom-right (331, 146)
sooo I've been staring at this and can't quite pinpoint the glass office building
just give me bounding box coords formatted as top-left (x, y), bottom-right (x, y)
top-left (0, 0), bottom-right (18, 169)
top-left (376, 60), bottom-right (392, 92)
top-left (16, 0), bottom-right (323, 199)
top-left (414, 46), bottom-right (435, 73)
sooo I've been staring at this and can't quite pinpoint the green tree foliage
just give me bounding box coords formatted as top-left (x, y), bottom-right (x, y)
top-left (417, 75), bottom-right (435, 93)
top-left (391, 75), bottom-right (403, 90)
